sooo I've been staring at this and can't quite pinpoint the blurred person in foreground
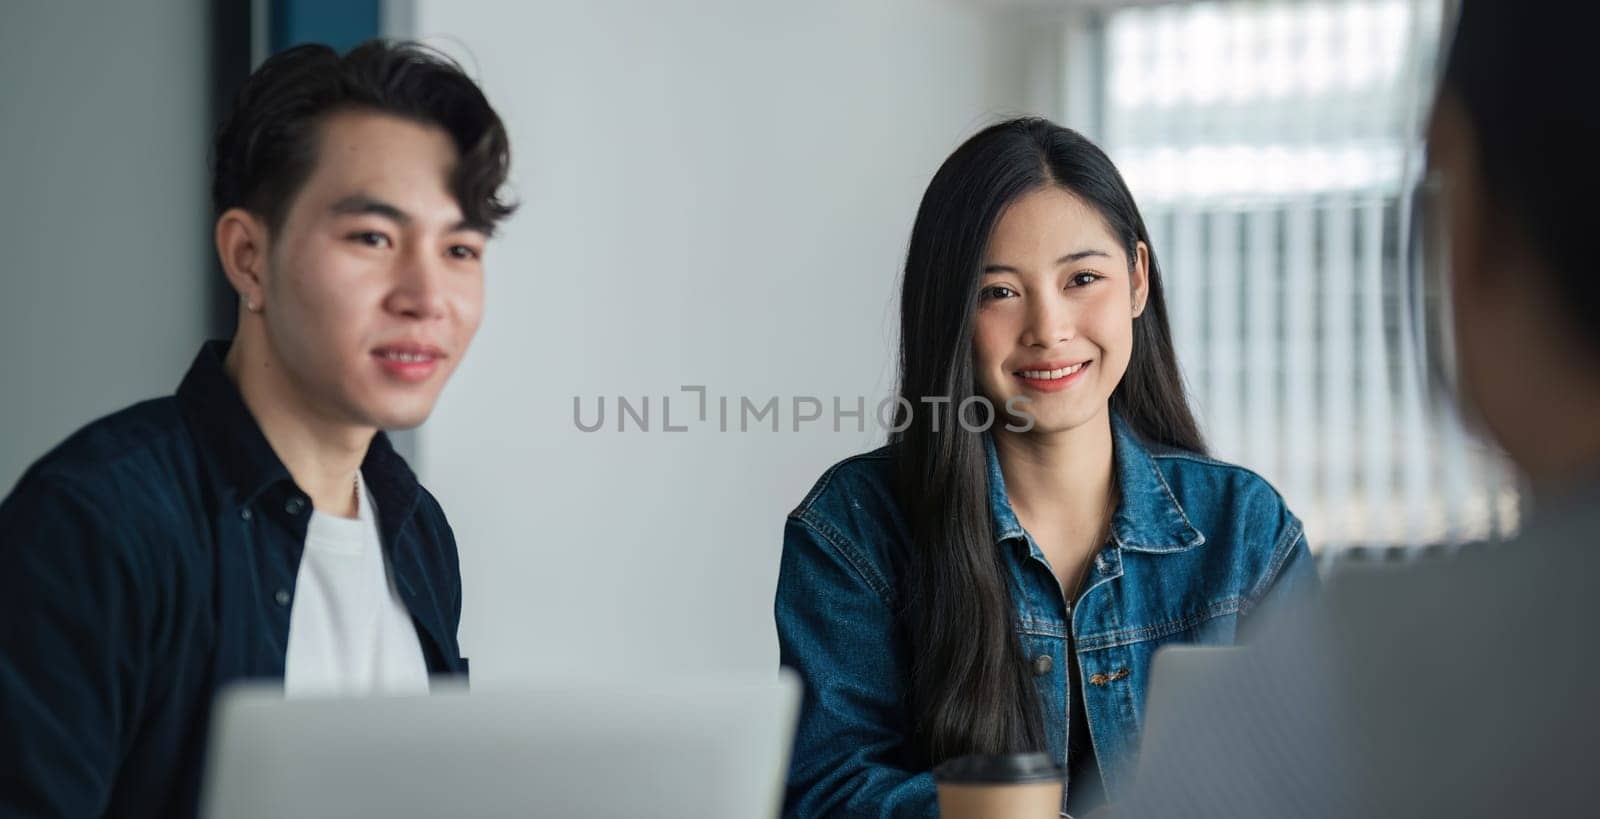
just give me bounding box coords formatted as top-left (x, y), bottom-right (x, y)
top-left (1120, 1), bottom-right (1600, 816)
top-left (0, 40), bottom-right (513, 817)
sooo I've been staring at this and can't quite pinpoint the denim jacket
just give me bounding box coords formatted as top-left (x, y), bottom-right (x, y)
top-left (775, 412), bottom-right (1316, 817)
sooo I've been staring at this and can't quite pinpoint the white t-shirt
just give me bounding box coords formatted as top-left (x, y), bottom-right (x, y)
top-left (284, 471), bottom-right (430, 698)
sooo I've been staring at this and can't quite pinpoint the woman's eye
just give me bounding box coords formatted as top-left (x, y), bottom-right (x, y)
top-left (1068, 272), bottom-right (1102, 288)
top-left (980, 285), bottom-right (1017, 301)
top-left (349, 231), bottom-right (392, 249)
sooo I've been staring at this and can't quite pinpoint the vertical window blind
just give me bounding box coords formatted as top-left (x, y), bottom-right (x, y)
top-left (1088, 0), bottom-right (1517, 555)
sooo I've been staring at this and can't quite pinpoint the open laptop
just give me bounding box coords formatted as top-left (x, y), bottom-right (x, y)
top-left (1134, 645), bottom-right (1245, 763)
top-left (1122, 545), bottom-right (1600, 819)
top-left (200, 671), bottom-right (801, 819)
top-left (1122, 640), bottom-right (1358, 818)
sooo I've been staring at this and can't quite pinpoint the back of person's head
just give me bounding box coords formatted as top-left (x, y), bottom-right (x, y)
top-left (212, 40), bottom-right (515, 237)
top-left (1440, 0), bottom-right (1597, 352)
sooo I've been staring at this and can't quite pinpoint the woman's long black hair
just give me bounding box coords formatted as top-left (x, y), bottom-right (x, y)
top-left (891, 117), bottom-right (1204, 765)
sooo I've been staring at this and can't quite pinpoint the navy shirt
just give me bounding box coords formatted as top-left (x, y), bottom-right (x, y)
top-left (0, 341), bottom-right (469, 818)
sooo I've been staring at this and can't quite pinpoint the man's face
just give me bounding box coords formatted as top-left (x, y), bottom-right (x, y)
top-left (257, 109), bottom-right (487, 431)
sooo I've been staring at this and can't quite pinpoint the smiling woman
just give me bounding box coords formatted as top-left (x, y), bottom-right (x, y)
top-left (974, 188), bottom-right (1150, 423)
top-left (774, 117), bottom-right (1318, 818)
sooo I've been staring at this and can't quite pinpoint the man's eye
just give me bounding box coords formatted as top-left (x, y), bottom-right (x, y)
top-left (447, 245), bottom-right (481, 261)
top-left (349, 231), bottom-right (393, 249)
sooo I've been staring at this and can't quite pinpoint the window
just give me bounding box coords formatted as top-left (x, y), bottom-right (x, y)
top-left (1073, 0), bottom-right (1516, 554)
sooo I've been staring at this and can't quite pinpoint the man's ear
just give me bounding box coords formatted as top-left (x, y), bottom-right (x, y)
top-left (1131, 240), bottom-right (1150, 318)
top-left (215, 207), bottom-right (270, 312)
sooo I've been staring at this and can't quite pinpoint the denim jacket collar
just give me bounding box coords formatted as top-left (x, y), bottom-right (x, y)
top-left (984, 410), bottom-right (1206, 555)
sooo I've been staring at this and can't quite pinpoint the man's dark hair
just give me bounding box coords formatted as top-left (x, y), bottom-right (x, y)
top-left (212, 40), bottom-right (515, 235)
top-left (1441, 0), bottom-right (1596, 349)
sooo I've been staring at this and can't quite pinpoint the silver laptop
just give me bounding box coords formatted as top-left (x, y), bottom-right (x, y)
top-left (1123, 641), bottom-right (1355, 818)
top-left (1134, 645), bottom-right (1244, 764)
top-left (200, 671), bottom-right (801, 819)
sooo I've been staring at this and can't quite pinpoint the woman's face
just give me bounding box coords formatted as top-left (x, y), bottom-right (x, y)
top-left (972, 186), bottom-right (1148, 435)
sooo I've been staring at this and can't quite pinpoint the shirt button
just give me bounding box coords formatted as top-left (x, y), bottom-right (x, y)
top-left (274, 588), bottom-right (291, 606)
top-left (284, 497), bottom-right (306, 516)
top-left (1032, 654), bottom-right (1054, 676)
top-left (239, 508), bottom-right (252, 522)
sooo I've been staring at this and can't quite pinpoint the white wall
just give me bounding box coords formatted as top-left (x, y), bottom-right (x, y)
top-left (0, 0), bottom-right (212, 492)
top-left (413, 0), bottom-right (1057, 679)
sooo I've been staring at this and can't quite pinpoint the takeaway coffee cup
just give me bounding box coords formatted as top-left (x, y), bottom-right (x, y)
top-left (932, 752), bottom-right (1064, 819)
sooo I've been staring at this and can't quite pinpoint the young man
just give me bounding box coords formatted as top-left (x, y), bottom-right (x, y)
top-left (1119, 1), bottom-right (1600, 816)
top-left (0, 41), bottom-right (513, 817)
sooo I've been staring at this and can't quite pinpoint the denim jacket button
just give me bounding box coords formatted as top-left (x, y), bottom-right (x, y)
top-left (274, 588), bottom-right (291, 606)
top-left (1032, 654), bottom-right (1053, 676)
top-left (284, 497), bottom-right (305, 516)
